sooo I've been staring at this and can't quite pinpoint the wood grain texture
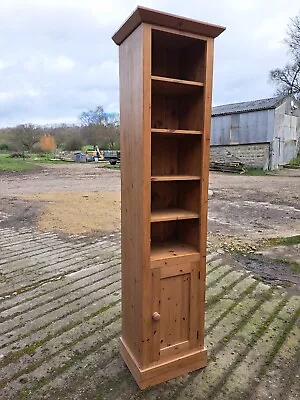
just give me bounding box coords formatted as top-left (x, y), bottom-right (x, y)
top-left (151, 128), bottom-right (202, 135)
top-left (120, 338), bottom-right (207, 389)
top-left (151, 91), bottom-right (203, 130)
top-left (160, 273), bottom-right (190, 348)
top-left (151, 135), bottom-right (202, 176)
top-left (151, 181), bottom-right (200, 214)
top-left (151, 175), bottom-right (201, 181)
top-left (151, 208), bottom-right (198, 222)
top-left (198, 38), bottom-right (214, 347)
top-left (160, 340), bottom-right (189, 359)
top-left (152, 76), bottom-right (203, 95)
top-left (140, 23), bottom-right (152, 367)
top-left (150, 268), bottom-right (161, 362)
top-left (112, 6), bottom-right (225, 45)
top-left (115, 7), bottom-right (223, 388)
top-left (152, 29), bottom-right (206, 82)
top-left (119, 23), bottom-right (150, 367)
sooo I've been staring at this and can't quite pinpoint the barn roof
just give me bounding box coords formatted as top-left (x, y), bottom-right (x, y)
top-left (212, 95), bottom-right (287, 117)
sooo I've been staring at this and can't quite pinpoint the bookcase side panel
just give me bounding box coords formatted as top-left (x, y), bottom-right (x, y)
top-left (119, 24), bottom-right (148, 365)
top-left (198, 38), bottom-right (214, 346)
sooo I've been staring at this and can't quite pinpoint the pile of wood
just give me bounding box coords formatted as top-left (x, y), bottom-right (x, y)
top-left (210, 151), bottom-right (245, 173)
top-left (210, 160), bottom-right (246, 173)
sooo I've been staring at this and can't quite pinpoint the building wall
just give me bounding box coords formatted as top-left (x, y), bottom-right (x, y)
top-left (211, 97), bottom-right (300, 169)
top-left (211, 109), bottom-right (275, 145)
top-left (271, 100), bottom-right (300, 168)
top-left (210, 143), bottom-right (270, 170)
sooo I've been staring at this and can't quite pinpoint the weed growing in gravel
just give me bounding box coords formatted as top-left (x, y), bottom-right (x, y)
top-left (267, 235), bottom-right (300, 246)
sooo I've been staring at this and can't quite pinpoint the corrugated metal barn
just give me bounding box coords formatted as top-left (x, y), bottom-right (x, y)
top-left (211, 95), bottom-right (300, 170)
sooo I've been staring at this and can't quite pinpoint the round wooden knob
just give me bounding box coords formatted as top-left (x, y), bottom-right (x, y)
top-left (152, 312), bottom-right (160, 321)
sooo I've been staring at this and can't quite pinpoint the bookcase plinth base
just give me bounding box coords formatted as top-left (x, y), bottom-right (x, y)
top-left (120, 338), bottom-right (207, 389)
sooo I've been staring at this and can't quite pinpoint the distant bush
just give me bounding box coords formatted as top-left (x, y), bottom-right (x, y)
top-left (0, 144), bottom-right (9, 151)
top-left (10, 152), bottom-right (25, 158)
top-left (289, 150), bottom-right (300, 166)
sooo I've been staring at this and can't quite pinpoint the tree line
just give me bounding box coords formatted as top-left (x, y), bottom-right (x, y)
top-left (1, 11), bottom-right (299, 154)
top-left (0, 106), bottom-right (120, 153)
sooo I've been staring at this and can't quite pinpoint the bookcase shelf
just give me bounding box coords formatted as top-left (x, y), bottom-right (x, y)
top-left (151, 208), bottom-right (199, 222)
top-left (152, 76), bottom-right (204, 95)
top-left (151, 128), bottom-right (202, 135)
top-left (151, 175), bottom-right (200, 181)
top-left (151, 240), bottom-right (199, 261)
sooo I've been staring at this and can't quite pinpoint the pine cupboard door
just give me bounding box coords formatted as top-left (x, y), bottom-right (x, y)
top-left (150, 261), bottom-right (201, 363)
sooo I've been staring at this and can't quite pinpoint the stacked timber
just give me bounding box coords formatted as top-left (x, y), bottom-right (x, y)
top-left (210, 151), bottom-right (245, 173)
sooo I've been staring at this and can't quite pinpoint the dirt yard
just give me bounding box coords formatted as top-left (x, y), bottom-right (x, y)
top-left (1, 163), bottom-right (299, 236)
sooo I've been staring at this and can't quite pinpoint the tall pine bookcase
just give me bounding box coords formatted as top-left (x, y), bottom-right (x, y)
top-left (113, 6), bottom-right (225, 389)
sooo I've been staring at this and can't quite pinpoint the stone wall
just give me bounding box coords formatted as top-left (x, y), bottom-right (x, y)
top-left (210, 143), bottom-right (270, 170)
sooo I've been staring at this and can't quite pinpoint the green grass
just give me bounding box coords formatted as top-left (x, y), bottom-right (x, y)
top-left (243, 168), bottom-right (269, 176)
top-left (0, 153), bottom-right (38, 172)
top-left (0, 152), bottom-right (68, 172)
top-left (288, 151), bottom-right (300, 167)
top-left (102, 163), bottom-right (121, 169)
top-left (289, 158), bottom-right (300, 167)
top-left (267, 235), bottom-right (300, 246)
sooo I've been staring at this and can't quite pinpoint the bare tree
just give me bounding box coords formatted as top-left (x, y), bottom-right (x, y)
top-left (286, 14), bottom-right (300, 57)
top-left (79, 105), bottom-right (120, 149)
top-left (10, 124), bottom-right (41, 152)
top-left (270, 12), bottom-right (300, 99)
top-left (79, 106), bottom-right (107, 126)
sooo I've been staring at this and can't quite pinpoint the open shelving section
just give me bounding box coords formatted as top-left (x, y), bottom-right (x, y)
top-left (113, 5), bottom-right (225, 388)
top-left (151, 66), bottom-right (203, 256)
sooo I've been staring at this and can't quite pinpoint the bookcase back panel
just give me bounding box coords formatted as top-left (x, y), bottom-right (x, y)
top-left (151, 220), bottom-right (199, 249)
top-left (152, 29), bottom-right (206, 82)
top-left (151, 181), bottom-right (200, 213)
top-left (177, 219), bottom-right (200, 249)
top-left (151, 92), bottom-right (203, 130)
top-left (151, 135), bottom-right (202, 176)
top-left (151, 135), bottom-right (179, 175)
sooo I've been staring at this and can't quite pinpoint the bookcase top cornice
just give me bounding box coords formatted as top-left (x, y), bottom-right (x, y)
top-left (112, 6), bottom-right (226, 45)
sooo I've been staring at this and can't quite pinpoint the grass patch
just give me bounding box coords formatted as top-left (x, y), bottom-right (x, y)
top-left (102, 163), bottom-right (120, 169)
top-left (288, 154), bottom-right (300, 167)
top-left (269, 257), bottom-right (300, 274)
top-left (0, 152), bottom-right (69, 172)
top-left (0, 153), bottom-right (38, 172)
top-left (267, 235), bottom-right (300, 246)
top-left (243, 168), bottom-right (269, 176)
top-left (291, 262), bottom-right (300, 274)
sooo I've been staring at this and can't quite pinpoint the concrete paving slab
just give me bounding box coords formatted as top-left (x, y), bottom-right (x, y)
top-left (0, 228), bottom-right (299, 400)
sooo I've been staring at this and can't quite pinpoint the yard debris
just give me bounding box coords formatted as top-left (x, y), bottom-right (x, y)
top-left (210, 160), bottom-right (246, 173)
top-left (210, 151), bottom-right (245, 173)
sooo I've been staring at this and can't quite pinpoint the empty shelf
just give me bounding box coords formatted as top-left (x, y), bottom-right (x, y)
top-left (152, 76), bottom-right (204, 94)
top-left (151, 175), bottom-right (201, 181)
top-left (151, 241), bottom-right (199, 261)
top-left (151, 208), bottom-right (199, 222)
top-left (151, 128), bottom-right (202, 135)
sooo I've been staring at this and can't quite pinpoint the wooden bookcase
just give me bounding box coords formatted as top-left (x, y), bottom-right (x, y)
top-left (113, 6), bottom-right (225, 389)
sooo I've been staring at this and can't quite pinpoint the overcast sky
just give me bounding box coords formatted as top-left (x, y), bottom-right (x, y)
top-left (0, 0), bottom-right (299, 127)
